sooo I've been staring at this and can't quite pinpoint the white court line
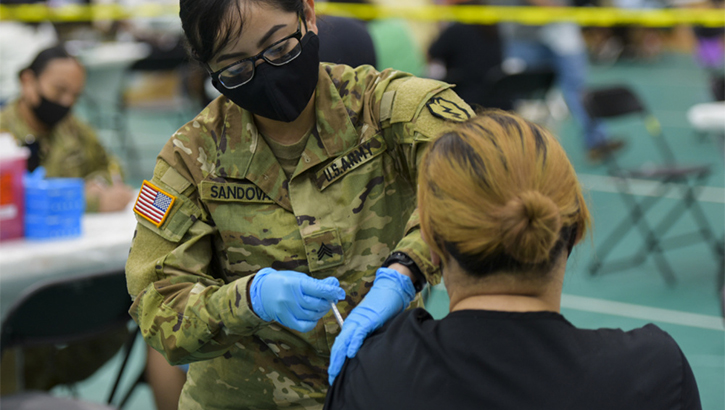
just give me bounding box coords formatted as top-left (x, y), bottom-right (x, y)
top-left (561, 294), bottom-right (725, 331)
top-left (577, 173), bottom-right (725, 204)
top-left (687, 355), bottom-right (725, 368)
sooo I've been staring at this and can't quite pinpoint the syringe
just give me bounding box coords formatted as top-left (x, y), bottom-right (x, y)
top-left (330, 302), bottom-right (344, 328)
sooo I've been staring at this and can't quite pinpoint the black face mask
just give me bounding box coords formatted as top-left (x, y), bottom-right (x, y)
top-left (213, 31), bottom-right (320, 122)
top-left (32, 94), bottom-right (71, 128)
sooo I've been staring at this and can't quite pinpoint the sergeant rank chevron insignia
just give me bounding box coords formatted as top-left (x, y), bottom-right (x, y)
top-left (317, 243), bottom-right (334, 260)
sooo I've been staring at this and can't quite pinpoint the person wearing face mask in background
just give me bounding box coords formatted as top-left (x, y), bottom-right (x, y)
top-left (0, 45), bottom-right (134, 213)
top-left (0, 45), bottom-right (136, 397)
top-left (123, 0), bottom-right (475, 408)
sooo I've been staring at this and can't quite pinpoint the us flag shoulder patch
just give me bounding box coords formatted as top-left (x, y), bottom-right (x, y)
top-left (134, 180), bottom-right (177, 227)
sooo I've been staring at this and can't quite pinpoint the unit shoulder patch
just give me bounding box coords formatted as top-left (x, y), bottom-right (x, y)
top-left (134, 180), bottom-right (177, 228)
top-left (426, 97), bottom-right (472, 122)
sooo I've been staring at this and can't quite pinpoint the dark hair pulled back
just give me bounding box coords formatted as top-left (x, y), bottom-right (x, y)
top-left (180, 0), bottom-right (304, 64)
top-left (21, 45), bottom-right (77, 78)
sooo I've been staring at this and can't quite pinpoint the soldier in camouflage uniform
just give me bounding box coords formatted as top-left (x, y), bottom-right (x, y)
top-left (0, 46), bottom-right (132, 396)
top-left (0, 45), bottom-right (133, 213)
top-left (125, 0), bottom-right (474, 408)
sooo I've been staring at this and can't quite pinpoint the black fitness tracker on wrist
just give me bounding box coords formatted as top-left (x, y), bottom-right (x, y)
top-left (381, 251), bottom-right (426, 293)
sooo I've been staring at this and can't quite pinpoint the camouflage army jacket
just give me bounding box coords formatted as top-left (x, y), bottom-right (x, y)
top-left (126, 63), bottom-right (473, 410)
top-left (0, 100), bottom-right (123, 212)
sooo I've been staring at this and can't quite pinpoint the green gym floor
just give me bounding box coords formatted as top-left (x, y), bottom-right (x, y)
top-left (59, 52), bottom-right (724, 409)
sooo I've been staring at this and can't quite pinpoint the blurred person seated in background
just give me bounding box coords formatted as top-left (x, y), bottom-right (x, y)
top-left (496, 0), bottom-right (626, 163)
top-left (0, 45), bottom-right (135, 397)
top-left (428, 0), bottom-right (505, 110)
top-left (324, 110), bottom-right (701, 410)
top-left (693, 23), bottom-right (724, 101)
top-left (690, 0), bottom-right (724, 101)
top-left (0, 45), bottom-right (134, 212)
top-left (581, 0), bottom-right (666, 64)
top-left (0, 44), bottom-right (186, 408)
top-left (607, 0), bottom-right (666, 61)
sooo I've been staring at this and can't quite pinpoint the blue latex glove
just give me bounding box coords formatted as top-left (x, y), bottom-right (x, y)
top-left (250, 268), bottom-right (345, 333)
top-left (328, 267), bottom-right (415, 385)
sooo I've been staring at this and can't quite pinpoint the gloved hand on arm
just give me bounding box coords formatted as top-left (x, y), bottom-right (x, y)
top-left (327, 267), bottom-right (416, 385)
top-left (249, 268), bottom-right (346, 333)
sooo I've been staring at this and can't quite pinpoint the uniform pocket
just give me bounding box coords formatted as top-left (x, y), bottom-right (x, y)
top-left (200, 177), bottom-right (307, 276)
top-left (302, 228), bottom-right (344, 275)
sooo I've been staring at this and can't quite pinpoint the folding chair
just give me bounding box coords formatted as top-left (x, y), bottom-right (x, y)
top-left (0, 270), bottom-right (143, 409)
top-left (487, 67), bottom-right (556, 100)
top-left (583, 85), bottom-right (724, 285)
top-left (485, 67), bottom-right (557, 123)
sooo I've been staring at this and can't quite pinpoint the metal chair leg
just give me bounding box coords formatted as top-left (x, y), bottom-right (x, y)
top-left (107, 326), bottom-right (141, 406)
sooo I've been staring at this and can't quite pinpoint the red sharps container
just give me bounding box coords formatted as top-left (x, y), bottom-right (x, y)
top-left (0, 133), bottom-right (29, 241)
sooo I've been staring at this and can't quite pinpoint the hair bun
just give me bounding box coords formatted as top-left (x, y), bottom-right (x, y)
top-left (498, 191), bottom-right (562, 264)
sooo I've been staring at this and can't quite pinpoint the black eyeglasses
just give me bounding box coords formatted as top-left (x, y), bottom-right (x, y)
top-left (209, 17), bottom-right (305, 89)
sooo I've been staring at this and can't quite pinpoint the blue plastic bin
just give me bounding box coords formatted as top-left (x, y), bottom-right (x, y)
top-left (24, 169), bottom-right (84, 240)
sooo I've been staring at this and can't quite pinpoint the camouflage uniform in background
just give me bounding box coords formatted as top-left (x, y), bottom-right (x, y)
top-left (0, 100), bottom-right (128, 395)
top-left (0, 100), bottom-right (124, 212)
top-left (125, 63), bottom-right (474, 410)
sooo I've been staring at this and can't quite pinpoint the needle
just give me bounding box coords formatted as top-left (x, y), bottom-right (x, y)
top-left (330, 302), bottom-right (344, 327)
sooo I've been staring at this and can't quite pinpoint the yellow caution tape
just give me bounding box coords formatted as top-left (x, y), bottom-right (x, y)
top-left (0, 3), bottom-right (722, 27)
top-left (316, 4), bottom-right (725, 27)
top-left (0, 3), bottom-right (179, 22)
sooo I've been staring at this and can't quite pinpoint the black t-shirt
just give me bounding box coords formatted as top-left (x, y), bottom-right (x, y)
top-left (324, 308), bottom-right (701, 410)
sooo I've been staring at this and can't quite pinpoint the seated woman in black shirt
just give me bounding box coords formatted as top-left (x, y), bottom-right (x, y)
top-left (324, 110), bottom-right (701, 410)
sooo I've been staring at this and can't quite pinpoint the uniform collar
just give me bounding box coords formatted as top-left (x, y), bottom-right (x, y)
top-left (214, 64), bottom-right (359, 210)
top-left (4, 99), bottom-right (47, 142)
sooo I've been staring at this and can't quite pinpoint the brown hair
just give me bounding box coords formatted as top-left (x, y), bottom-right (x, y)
top-left (418, 110), bottom-right (590, 277)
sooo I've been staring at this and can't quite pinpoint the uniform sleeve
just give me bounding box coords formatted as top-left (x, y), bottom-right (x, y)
top-left (125, 159), bottom-right (268, 365)
top-left (381, 80), bottom-right (474, 287)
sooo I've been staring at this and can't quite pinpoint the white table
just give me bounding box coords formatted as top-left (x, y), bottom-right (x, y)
top-left (0, 204), bottom-right (138, 319)
top-left (687, 102), bottom-right (725, 157)
top-left (687, 102), bottom-right (725, 134)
